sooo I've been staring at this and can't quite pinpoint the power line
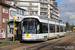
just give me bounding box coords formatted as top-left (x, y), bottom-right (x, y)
top-left (59, 0), bottom-right (75, 12)
top-left (68, 0), bottom-right (75, 9)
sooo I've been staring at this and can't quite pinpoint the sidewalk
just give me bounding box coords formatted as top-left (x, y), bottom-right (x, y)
top-left (0, 39), bottom-right (6, 42)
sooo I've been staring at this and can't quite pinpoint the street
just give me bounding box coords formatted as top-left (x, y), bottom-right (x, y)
top-left (0, 33), bottom-right (75, 50)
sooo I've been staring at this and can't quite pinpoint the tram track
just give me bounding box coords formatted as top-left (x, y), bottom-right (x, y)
top-left (12, 38), bottom-right (61, 50)
top-left (23, 34), bottom-right (75, 50)
top-left (64, 40), bottom-right (75, 50)
top-left (51, 35), bottom-right (75, 50)
top-left (24, 39), bottom-right (61, 50)
top-left (0, 34), bottom-right (74, 50)
top-left (39, 34), bottom-right (75, 50)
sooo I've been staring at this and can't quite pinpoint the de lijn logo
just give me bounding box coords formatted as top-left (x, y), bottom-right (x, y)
top-left (0, 34), bottom-right (3, 38)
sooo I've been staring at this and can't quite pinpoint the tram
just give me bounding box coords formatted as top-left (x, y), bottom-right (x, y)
top-left (18, 16), bottom-right (66, 41)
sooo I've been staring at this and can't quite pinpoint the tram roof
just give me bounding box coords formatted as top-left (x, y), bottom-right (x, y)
top-left (25, 16), bottom-right (64, 24)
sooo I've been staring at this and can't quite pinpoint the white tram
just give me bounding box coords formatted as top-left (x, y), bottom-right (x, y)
top-left (18, 16), bottom-right (66, 41)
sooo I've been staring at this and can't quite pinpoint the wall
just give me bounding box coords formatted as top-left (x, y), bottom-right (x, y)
top-left (9, 7), bottom-right (17, 21)
top-left (0, 5), bottom-right (2, 33)
top-left (1, 5), bottom-right (9, 32)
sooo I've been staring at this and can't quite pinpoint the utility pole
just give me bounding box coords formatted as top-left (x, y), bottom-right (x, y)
top-left (68, 17), bottom-right (70, 33)
top-left (13, 16), bottom-right (17, 42)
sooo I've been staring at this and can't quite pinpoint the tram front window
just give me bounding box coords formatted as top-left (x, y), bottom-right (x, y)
top-left (23, 19), bottom-right (35, 34)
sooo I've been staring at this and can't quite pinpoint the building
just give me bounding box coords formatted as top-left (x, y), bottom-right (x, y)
top-left (0, 2), bottom-right (10, 34)
top-left (5, 0), bottom-right (59, 20)
top-left (0, 1), bottom-right (26, 38)
top-left (9, 6), bottom-right (25, 21)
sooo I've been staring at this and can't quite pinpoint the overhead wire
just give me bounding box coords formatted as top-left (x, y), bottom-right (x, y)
top-left (59, 0), bottom-right (75, 12)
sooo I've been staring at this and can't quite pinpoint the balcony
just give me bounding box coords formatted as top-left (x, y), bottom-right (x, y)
top-left (51, 16), bottom-right (58, 19)
top-left (40, 3), bottom-right (48, 8)
top-left (31, 8), bottom-right (38, 11)
top-left (40, 12), bottom-right (48, 17)
top-left (16, 4), bottom-right (30, 7)
top-left (25, 14), bottom-right (30, 15)
top-left (40, 8), bottom-right (48, 12)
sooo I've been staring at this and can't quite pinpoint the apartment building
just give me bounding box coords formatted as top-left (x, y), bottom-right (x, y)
top-left (6, 0), bottom-right (59, 20)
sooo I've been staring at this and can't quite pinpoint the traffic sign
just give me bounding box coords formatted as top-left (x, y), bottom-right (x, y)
top-left (0, 34), bottom-right (3, 38)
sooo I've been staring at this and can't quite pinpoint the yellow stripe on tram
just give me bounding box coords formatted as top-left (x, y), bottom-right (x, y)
top-left (54, 33), bottom-right (55, 38)
top-left (62, 32), bottom-right (64, 36)
top-left (26, 34), bottom-right (29, 38)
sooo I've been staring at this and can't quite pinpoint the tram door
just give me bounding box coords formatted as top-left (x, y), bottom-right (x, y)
top-left (17, 23), bottom-right (22, 40)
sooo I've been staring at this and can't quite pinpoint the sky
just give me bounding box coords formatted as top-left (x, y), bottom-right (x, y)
top-left (56, 0), bottom-right (63, 4)
top-left (56, 0), bottom-right (75, 25)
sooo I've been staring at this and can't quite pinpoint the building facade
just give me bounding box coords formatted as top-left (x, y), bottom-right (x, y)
top-left (0, 3), bottom-right (10, 34)
top-left (9, 6), bottom-right (25, 21)
top-left (0, 1), bottom-right (26, 38)
top-left (6, 0), bottom-right (59, 20)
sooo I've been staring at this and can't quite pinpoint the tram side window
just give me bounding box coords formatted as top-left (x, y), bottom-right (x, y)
top-left (42, 23), bottom-right (48, 33)
top-left (60, 26), bottom-right (63, 32)
top-left (57, 25), bottom-right (59, 32)
top-left (50, 24), bottom-right (55, 33)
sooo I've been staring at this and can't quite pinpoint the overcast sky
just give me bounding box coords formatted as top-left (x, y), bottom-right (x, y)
top-left (56, 0), bottom-right (75, 25)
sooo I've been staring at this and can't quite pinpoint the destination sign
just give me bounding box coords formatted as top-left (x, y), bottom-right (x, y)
top-left (23, 19), bottom-right (35, 21)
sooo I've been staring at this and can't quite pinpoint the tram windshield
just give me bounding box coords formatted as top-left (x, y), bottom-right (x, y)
top-left (23, 19), bottom-right (35, 34)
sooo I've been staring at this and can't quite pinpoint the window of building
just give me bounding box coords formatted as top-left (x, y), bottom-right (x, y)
top-left (1, 28), bottom-right (4, 33)
top-left (10, 10), bottom-right (16, 16)
top-left (17, 9), bottom-right (19, 14)
top-left (32, 7), bottom-right (38, 10)
top-left (32, 11), bottom-right (34, 14)
top-left (39, 0), bottom-right (42, 2)
top-left (32, 3), bottom-right (38, 6)
top-left (14, 2), bottom-right (17, 4)
top-left (17, 9), bottom-right (25, 15)
top-left (22, 10), bottom-right (24, 15)
top-left (32, 11), bottom-right (38, 15)
top-left (24, 11), bottom-right (30, 15)
top-left (40, 12), bottom-right (47, 15)
top-left (3, 8), bottom-right (8, 13)
top-left (35, 11), bottom-right (38, 14)
top-left (40, 8), bottom-right (47, 11)
top-left (43, 0), bottom-right (48, 2)
top-left (21, 7), bottom-right (29, 10)
top-left (3, 17), bottom-right (8, 23)
top-left (20, 2), bottom-right (30, 5)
